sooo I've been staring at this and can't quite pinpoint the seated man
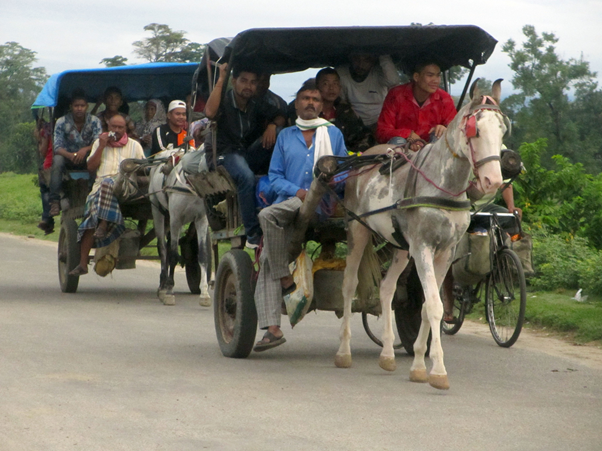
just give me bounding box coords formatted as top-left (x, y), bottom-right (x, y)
top-left (253, 78), bottom-right (347, 352)
top-left (256, 72), bottom-right (288, 119)
top-left (336, 54), bottom-right (401, 129)
top-left (49, 89), bottom-right (102, 217)
top-left (150, 100), bottom-right (195, 155)
top-left (96, 86), bottom-right (137, 138)
top-left (316, 67), bottom-right (374, 152)
top-left (376, 61), bottom-right (457, 146)
top-left (204, 63), bottom-right (286, 248)
top-left (68, 115), bottom-right (145, 276)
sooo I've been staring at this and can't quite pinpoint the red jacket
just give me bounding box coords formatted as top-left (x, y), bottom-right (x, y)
top-left (376, 82), bottom-right (457, 143)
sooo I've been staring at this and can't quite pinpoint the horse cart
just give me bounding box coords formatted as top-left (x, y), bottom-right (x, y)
top-left (32, 63), bottom-right (202, 293)
top-left (187, 25), bottom-right (500, 360)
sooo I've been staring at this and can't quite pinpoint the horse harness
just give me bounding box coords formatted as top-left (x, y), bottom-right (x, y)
top-left (319, 96), bottom-right (508, 249)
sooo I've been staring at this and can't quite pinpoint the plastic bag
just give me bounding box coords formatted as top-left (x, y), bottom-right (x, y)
top-left (284, 250), bottom-right (314, 328)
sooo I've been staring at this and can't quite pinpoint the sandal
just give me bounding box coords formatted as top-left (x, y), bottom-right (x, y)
top-left (253, 331), bottom-right (286, 352)
top-left (68, 265), bottom-right (88, 276)
top-left (443, 316), bottom-right (461, 325)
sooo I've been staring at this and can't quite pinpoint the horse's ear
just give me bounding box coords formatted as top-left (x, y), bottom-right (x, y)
top-left (492, 79), bottom-right (503, 104)
top-left (469, 78), bottom-right (481, 105)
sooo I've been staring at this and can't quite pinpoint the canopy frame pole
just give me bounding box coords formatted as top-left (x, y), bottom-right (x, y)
top-left (456, 61), bottom-right (476, 110)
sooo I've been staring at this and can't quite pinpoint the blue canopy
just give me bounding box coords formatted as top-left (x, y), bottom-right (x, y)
top-left (32, 62), bottom-right (198, 115)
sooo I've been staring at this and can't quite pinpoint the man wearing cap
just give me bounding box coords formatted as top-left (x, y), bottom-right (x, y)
top-left (150, 100), bottom-right (194, 155)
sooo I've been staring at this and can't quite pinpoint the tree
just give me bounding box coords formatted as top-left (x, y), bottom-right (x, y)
top-left (502, 25), bottom-right (601, 169)
top-left (131, 23), bottom-right (205, 63)
top-left (0, 42), bottom-right (47, 173)
top-left (100, 55), bottom-right (128, 67)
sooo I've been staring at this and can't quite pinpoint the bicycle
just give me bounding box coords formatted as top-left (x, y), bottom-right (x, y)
top-left (442, 211), bottom-right (527, 348)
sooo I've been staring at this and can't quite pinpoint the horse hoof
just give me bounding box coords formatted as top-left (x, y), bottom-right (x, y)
top-left (335, 354), bottom-right (352, 368)
top-left (409, 369), bottom-right (428, 383)
top-left (199, 295), bottom-right (212, 307)
top-left (157, 290), bottom-right (167, 302)
top-left (162, 295), bottom-right (175, 306)
top-left (379, 356), bottom-right (396, 372)
top-left (428, 374), bottom-right (450, 390)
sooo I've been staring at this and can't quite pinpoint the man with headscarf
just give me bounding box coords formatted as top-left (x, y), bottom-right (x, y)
top-left (136, 99), bottom-right (166, 157)
top-left (68, 114), bottom-right (145, 276)
top-left (252, 79), bottom-right (347, 352)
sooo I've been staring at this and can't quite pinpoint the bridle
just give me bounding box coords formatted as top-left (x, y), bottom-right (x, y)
top-left (446, 95), bottom-right (509, 179)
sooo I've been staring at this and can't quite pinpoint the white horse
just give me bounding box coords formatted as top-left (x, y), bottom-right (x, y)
top-left (336, 80), bottom-right (506, 390)
top-left (149, 147), bottom-right (212, 306)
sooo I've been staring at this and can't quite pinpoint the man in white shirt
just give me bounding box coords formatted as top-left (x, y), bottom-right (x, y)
top-left (336, 54), bottom-right (401, 128)
top-left (69, 114), bottom-right (145, 276)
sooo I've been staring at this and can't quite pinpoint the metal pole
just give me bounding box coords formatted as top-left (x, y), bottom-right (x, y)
top-left (456, 62), bottom-right (476, 110)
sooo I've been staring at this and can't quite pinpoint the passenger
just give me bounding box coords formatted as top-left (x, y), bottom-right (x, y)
top-left (376, 61), bottom-right (457, 147)
top-left (253, 78), bottom-right (347, 351)
top-left (96, 86), bottom-right (137, 138)
top-left (68, 115), bottom-right (145, 276)
top-left (316, 67), bottom-right (374, 152)
top-left (35, 115), bottom-right (55, 234)
top-left (256, 73), bottom-right (288, 121)
top-left (135, 99), bottom-right (166, 157)
top-left (336, 54), bottom-right (401, 129)
top-left (149, 100), bottom-right (194, 155)
top-left (49, 89), bottom-right (102, 217)
top-left (204, 63), bottom-right (286, 248)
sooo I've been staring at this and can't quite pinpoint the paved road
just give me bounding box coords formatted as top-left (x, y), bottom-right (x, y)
top-left (1, 233), bottom-right (601, 451)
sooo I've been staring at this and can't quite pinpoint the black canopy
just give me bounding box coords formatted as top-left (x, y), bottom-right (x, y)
top-left (223, 25), bottom-right (497, 75)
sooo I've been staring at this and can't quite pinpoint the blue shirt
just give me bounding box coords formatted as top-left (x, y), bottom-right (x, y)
top-left (269, 125), bottom-right (347, 205)
top-left (53, 113), bottom-right (102, 155)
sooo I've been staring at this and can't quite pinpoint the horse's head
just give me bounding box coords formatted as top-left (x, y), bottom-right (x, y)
top-left (458, 79), bottom-right (507, 194)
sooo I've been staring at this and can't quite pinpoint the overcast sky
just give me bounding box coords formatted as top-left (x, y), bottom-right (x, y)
top-left (2, 0), bottom-right (600, 100)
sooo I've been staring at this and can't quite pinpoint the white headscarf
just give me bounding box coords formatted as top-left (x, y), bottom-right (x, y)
top-left (295, 117), bottom-right (334, 171)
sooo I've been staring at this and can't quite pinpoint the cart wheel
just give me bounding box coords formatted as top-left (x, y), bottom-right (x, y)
top-left (486, 249), bottom-right (527, 348)
top-left (179, 226), bottom-right (201, 294)
top-left (394, 266), bottom-right (431, 356)
top-left (58, 218), bottom-right (80, 293)
top-left (361, 313), bottom-right (405, 350)
top-left (214, 250), bottom-right (257, 358)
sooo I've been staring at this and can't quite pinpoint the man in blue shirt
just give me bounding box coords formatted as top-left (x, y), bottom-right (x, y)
top-left (253, 79), bottom-right (347, 352)
top-left (49, 89), bottom-right (102, 216)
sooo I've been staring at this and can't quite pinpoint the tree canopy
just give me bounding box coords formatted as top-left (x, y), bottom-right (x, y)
top-left (502, 25), bottom-right (601, 171)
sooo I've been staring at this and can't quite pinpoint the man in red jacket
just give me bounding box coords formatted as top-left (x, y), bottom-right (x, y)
top-left (376, 61), bottom-right (457, 146)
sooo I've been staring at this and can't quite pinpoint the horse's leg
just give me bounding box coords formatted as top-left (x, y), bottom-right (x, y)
top-left (164, 214), bottom-right (182, 306)
top-left (411, 246), bottom-right (449, 389)
top-left (195, 213), bottom-right (211, 307)
top-left (336, 222), bottom-right (371, 368)
top-left (152, 205), bottom-right (169, 303)
top-left (378, 249), bottom-right (409, 372)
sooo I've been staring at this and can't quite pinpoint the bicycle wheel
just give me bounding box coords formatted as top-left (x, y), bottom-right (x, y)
top-left (485, 249), bottom-right (527, 347)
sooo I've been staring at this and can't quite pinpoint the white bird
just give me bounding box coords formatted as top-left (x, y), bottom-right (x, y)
top-left (572, 289), bottom-right (588, 302)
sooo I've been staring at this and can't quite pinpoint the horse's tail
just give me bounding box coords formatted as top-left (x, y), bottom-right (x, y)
top-left (356, 241), bottom-right (382, 303)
